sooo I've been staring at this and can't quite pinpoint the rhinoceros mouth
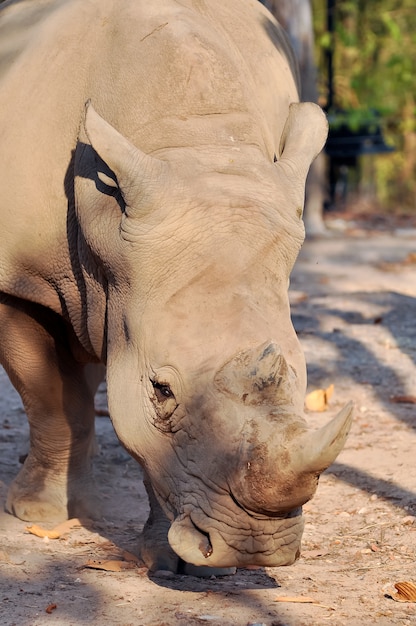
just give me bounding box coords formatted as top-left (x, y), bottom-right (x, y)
top-left (167, 497), bottom-right (304, 569)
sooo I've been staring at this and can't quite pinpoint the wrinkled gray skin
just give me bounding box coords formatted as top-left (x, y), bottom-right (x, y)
top-left (0, 0), bottom-right (352, 573)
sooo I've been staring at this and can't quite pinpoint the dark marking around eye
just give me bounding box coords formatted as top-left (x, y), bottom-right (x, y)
top-left (150, 379), bottom-right (174, 401)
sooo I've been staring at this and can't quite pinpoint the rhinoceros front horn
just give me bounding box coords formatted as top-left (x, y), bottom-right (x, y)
top-left (293, 401), bottom-right (353, 475)
top-left (231, 402), bottom-right (353, 514)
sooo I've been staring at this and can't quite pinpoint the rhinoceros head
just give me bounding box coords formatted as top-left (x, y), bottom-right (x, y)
top-left (74, 102), bottom-right (352, 568)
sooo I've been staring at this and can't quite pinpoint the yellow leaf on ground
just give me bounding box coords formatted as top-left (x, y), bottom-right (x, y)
top-left (305, 384), bottom-right (334, 412)
top-left (25, 518), bottom-right (86, 540)
top-left (25, 525), bottom-right (61, 539)
top-left (392, 581), bottom-right (416, 603)
top-left (83, 559), bottom-right (136, 572)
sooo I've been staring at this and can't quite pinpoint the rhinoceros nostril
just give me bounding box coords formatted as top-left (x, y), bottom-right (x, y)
top-left (190, 517), bottom-right (213, 558)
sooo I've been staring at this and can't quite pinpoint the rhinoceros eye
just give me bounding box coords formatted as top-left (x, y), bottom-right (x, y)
top-left (149, 378), bottom-right (178, 433)
top-left (150, 379), bottom-right (175, 403)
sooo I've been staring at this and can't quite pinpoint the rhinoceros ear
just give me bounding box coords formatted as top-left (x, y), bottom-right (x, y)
top-left (277, 102), bottom-right (328, 212)
top-left (82, 101), bottom-right (170, 213)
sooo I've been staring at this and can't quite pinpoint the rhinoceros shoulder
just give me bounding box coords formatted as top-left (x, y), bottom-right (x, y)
top-left (0, 0), bottom-right (66, 82)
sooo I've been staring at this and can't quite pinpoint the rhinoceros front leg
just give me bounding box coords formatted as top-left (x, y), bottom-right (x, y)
top-left (0, 296), bottom-right (101, 523)
top-left (138, 473), bottom-right (180, 573)
top-left (139, 474), bottom-right (236, 577)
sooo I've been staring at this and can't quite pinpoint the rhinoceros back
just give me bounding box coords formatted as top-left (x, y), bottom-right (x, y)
top-left (0, 0), bottom-right (298, 316)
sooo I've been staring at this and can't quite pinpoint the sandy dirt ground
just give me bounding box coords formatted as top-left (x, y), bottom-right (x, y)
top-left (1, 222), bottom-right (415, 626)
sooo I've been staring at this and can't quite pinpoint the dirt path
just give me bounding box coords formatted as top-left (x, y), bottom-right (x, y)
top-left (1, 228), bottom-right (415, 626)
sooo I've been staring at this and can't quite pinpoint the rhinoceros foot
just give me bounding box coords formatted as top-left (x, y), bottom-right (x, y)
top-left (138, 513), bottom-right (179, 573)
top-left (6, 453), bottom-right (102, 524)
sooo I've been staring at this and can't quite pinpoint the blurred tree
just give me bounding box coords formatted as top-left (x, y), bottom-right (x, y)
top-left (312, 0), bottom-right (416, 211)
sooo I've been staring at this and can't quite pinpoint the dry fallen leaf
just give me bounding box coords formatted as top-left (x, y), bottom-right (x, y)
top-left (390, 395), bottom-right (416, 404)
top-left (45, 603), bottom-right (57, 614)
top-left (305, 384), bottom-right (334, 412)
top-left (403, 252), bottom-right (416, 265)
top-left (392, 581), bottom-right (416, 603)
top-left (83, 559), bottom-right (136, 572)
top-left (26, 525), bottom-right (61, 540)
top-left (26, 518), bottom-right (85, 540)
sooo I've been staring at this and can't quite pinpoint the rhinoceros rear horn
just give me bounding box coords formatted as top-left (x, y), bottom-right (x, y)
top-left (277, 103), bottom-right (328, 210)
top-left (82, 101), bottom-right (170, 211)
top-left (214, 341), bottom-right (297, 405)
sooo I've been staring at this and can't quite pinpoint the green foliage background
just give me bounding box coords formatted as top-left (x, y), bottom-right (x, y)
top-left (312, 0), bottom-right (416, 211)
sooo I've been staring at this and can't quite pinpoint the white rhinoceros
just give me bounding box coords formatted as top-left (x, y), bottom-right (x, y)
top-left (0, 0), bottom-right (352, 573)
